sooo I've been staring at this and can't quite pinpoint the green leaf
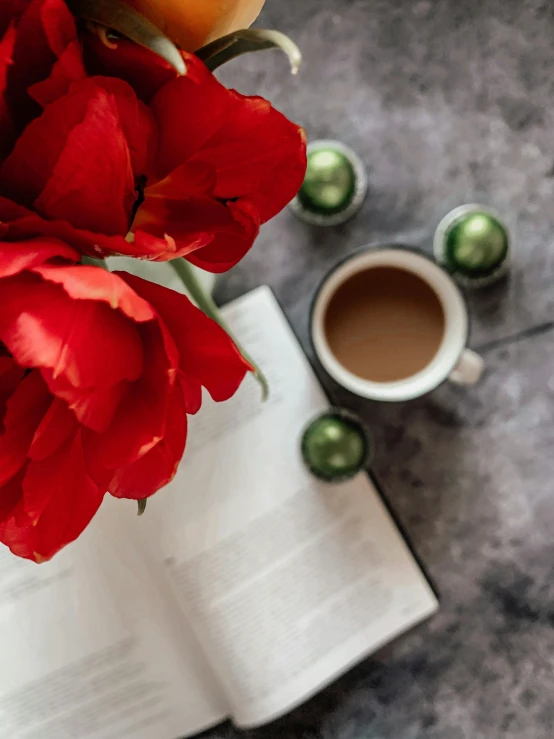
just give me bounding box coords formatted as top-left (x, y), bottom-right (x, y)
top-left (196, 29), bottom-right (302, 75)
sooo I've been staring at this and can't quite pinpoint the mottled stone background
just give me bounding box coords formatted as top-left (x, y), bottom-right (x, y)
top-left (198, 1), bottom-right (554, 737)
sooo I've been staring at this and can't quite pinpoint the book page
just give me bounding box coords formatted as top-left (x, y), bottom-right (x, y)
top-left (146, 286), bottom-right (438, 729)
top-left (0, 498), bottom-right (227, 739)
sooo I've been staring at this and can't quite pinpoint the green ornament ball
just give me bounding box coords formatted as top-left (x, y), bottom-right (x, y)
top-left (301, 411), bottom-right (371, 483)
top-left (298, 148), bottom-right (356, 215)
top-left (445, 211), bottom-right (509, 276)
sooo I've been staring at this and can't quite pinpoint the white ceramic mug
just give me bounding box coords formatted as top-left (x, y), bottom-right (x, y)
top-left (311, 246), bottom-right (484, 402)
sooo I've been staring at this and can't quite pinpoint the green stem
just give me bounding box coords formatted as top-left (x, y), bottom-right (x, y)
top-left (170, 258), bottom-right (269, 401)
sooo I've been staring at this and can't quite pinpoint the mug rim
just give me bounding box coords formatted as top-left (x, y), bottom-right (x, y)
top-left (310, 244), bottom-right (470, 402)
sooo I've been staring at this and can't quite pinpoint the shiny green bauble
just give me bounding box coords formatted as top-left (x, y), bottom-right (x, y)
top-left (298, 148), bottom-right (356, 215)
top-left (301, 411), bottom-right (371, 483)
top-left (445, 212), bottom-right (509, 276)
top-left (291, 140), bottom-right (367, 226)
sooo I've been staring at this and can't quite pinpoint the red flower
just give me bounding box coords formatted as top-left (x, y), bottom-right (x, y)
top-left (0, 0), bottom-right (307, 271)
top-left (0, 238), bottom-right (252, 561)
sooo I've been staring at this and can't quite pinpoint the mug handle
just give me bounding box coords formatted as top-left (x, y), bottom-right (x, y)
top-left (448, 349), bottom-right (484, 385)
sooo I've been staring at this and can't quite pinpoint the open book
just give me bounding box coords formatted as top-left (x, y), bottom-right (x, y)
top-left (0, 287), bottom-right (438, 739)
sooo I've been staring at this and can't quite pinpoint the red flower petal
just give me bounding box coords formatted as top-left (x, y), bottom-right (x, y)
top-left (0, 21), bottom-right (16, 95)
top-left (0, 237), bottom-right (78, 278)
top-left (149, 57), bottom-right (232, 179)
top-left (0, 77), bottom-right (153, 236)
top-left (28, 40), bottom-right (85, 108)
top-left (0, 356), bottom-right (25, 422)
top-left (1, 80), bottom-right (114, 205)
top-left (0, 508), bottom-right (34, 560)
top-left (83, 318), bottom-right (177, 473)
top-left (6, 0), bottom-right (80, 128)
top-left (0, 273), bottom-right (144, 389)
top-left (130, 228), bottom-right (182, 261)
top-left (2, 431), bottom-right (104, 564)
top-left (185, 201), bottom-right (262, 273)
top-left (0, 21), bottom-right (17, 162)
top-left (33, 264), bottom-right (155, 322)
top-left (134, 194), bottom-right (259, 272)
top-left (148, 61), bottom-right (306, 224)
top-left (0, 370), bottom-right (51, 487)
top-left (144, 159), bottom-right (216, 200)
top-left (0, 1), bottom-right (29, 37)
top-left (0, 196), bottom-right (177, 260)
top-left (108, 378), bottom-right (188, 499)
top-left (89, 76), bottom-right (156, 179)
top-left (32, 97), bottom-right (134, 235)
top-left (0, 466), bottom-right (25, 523)
top-left (42, 369), bottom-right (126, 433)
top-left (26, 264), bottom-right (157, 432)
top-left (29, 396), bottom-right (78, 461)
top-left (15, 431), bottom-right (105, 562)
top-left (82, 33), bottom-right (177, 104)
top-left (120, 272), bottom-right (252, 413)
top-left (190, 92), bottom-right (307, 224)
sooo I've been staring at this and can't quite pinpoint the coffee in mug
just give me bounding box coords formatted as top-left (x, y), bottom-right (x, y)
top-left (311, 247), bottom-right (484, 402)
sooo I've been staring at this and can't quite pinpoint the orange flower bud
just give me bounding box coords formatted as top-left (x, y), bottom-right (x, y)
top-left (125, 0), bottom-right (266, 51)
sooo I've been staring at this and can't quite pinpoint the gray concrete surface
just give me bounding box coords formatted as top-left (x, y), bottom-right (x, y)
top-left (198, 1), bottom-right (554, 736)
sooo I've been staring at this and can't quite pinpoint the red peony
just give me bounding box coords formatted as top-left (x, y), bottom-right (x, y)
top-left (0, 0), bottom-right (307, 270)
top-left (0, 238), bottom-right (252, 562)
